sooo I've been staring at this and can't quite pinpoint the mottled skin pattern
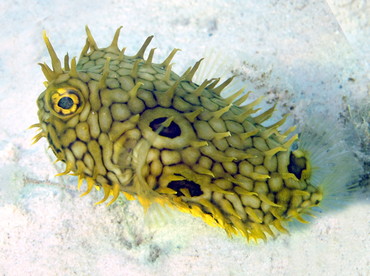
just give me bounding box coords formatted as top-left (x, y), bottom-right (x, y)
top-left (33, 27), bottom-right (323, 241)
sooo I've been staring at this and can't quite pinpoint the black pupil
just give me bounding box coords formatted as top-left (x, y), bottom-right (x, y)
top-left (149, 117), bottom-right (181, 138)
top-left (58, 97), bottom-right (74, 109)
top-left (168, 180), bottom-right (203, 197)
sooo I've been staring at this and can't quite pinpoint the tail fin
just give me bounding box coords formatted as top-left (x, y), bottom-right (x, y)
top-left (295, 115), bottom-right (362, 213)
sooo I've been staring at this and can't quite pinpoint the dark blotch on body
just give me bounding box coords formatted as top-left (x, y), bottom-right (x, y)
top-left (149, 117), bottom-right (181, 138)
top-left (168, 179), bottom-right (203, 197)
top-left (288, 152), bottom-right (307, 179)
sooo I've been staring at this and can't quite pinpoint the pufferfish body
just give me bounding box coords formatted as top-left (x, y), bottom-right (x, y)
top-left (33, 26), bottom-right (323, 241)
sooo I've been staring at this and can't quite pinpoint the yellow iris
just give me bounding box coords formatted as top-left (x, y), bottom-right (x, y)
top-left (50, 87), bottom-right (82, 117)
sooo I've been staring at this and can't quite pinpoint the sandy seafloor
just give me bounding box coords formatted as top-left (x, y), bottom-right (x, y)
top-left (0, 0), bottom-right (369, 275)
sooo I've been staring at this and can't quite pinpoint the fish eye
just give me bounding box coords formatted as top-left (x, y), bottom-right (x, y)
top-left (49, 87), bottom-right (84, 118)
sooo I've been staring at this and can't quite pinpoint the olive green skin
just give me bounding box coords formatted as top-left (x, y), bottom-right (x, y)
top-left (34, 27), bottom-right (322, 241)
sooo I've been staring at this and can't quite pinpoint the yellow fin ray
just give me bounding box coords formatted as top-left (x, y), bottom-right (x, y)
top-left (161, 48), bottom-right (181, 67)
top-left (239, 129), bottom-right (259, 140)
top-left (55, 161), bottom-right (73, 176)
top-left (212, 104), bottom-right (232, 119)
top-left (106, 183), bottom-right (121, 206)
top-left (98, 57), bottom-right (111, 88)
top-left (85, 25), bottom-right (98, 50)
top-left (193, 79), bottom-right (213, 96)
top-left (245, 207), bottom-right (263, 223)
top-left (38, 63), bottom-right (56, 82)
top-left (233, 91), bottom-right (252, 106)
top-left (288, 209), bottom-right (309, 223)
top-left (272, 219), bottom-right (289, 234)
top-left (69, 57), bottom-right (78, 77)
top-left (184, 108), bottom-right (204, 122)
top-left (135, 35), bottom-right (153, 58)
top-left (145, 48), bottom-right (156, 64)
top-left (258, 194), bottom-right (281, 207)
top-left (253, 104), bottom-right (276, 124)
top-left (80, 178), bottom-right (95, 197)
top-left (213, 76), bottom-right (235, 95)
top-left (241, 96), bottom-right (263, 111)
top-left (186, 58), bottom-right (204, 82)
top-left (32, 132), bottom-right (46, 145)
top-left (224, 87), bottom-right (245, 104)
top-left (107, 26), bottom-right (123, 52)
top-left (42, 31), bottom-right (63, 75)
top-left (128, 82), bottom-right (143, 99)
top-left (94, 183), bottom-right (111, 205)
top-left (63, 54), bottom-right (70, 71)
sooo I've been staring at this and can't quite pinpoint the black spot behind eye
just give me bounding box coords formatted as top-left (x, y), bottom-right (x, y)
top-left (288, 152), bottom-right (307, 179)
top-left (149, 117), bottom-right (181, 138)
top-left (168, 180), bottom-right (203, 197)
top-left (58, 97), bottom-right (74, 109)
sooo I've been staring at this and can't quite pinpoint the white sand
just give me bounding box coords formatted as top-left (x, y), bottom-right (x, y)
top-left (0, 0), bottom-right (368, 275)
